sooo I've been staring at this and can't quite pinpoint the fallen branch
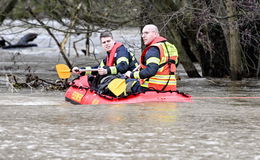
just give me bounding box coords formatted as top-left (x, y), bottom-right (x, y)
top-left (4, 73), bottom-right (69, 91)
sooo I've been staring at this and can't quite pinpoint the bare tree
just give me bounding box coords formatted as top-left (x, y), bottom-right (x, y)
top-left (2, 0), bottom-right (139, 69)
top-left (1, 0), bottom-right (259, 80)
top-left (224, 0), bottom-right (242, 80)
top-left (0, 0), bottom-right (18, 24)
top-left (140, 0), bottom-right (259, 79)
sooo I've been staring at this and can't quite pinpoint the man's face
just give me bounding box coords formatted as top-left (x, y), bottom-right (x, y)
top-left (141, 26), bottom-right (157, 45)
top-left (101, 37), bottom-right (114, 52)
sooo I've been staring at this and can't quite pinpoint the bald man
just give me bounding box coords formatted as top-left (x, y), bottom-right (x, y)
top-left (125, 24), bottom-right (179, 93)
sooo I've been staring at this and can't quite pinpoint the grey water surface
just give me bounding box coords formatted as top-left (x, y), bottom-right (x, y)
top-left (0, 77), bottom-right (259, 160)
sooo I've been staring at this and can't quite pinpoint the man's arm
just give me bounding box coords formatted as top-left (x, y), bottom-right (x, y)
top-left (130, 47), bottom-right (160, 79)
top-left (106, 45), bottom-right (130, 74)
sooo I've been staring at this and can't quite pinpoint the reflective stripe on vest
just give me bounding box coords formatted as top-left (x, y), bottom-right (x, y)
top-left (140, 37), bottom-right (178, 91)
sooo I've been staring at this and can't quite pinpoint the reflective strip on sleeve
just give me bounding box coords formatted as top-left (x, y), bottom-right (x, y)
top-left (130, 52), bottom-right (137, 61)
top-left (146, 57), bottom-right (160, 65)
top-left (141, 81), bottom-right (148, 88)
top-left (116, 57), bottom-right (129, 65)
top-left (133, 71), bottom-right (140, 79)
top-left (109, 66), bottom-right (117, 74)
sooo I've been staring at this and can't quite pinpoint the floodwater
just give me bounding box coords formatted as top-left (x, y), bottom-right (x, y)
top-left (0, 75), bottom-right (259, 160)
top-left (0, 23), bottom-right (260, 159)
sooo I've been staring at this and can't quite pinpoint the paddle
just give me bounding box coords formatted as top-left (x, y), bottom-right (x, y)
top-left (107, 65), bottom-right (140, 97)
top-left (55, 64), bottom-right (98, 79)
top-left (107, 78), bottom-right (126, 96)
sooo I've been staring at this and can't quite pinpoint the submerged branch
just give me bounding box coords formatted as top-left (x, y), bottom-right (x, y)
top-left (4, 73), bottom-right (68, 91)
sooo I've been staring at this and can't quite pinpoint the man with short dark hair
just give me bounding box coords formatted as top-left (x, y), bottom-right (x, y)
top-left (72, 31), bottom-right (139, 76)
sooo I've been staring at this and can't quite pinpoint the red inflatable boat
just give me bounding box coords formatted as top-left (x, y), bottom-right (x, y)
top-left (65, 76), bottom-right (192, 105)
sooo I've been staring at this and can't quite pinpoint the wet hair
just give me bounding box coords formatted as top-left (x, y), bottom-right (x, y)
top-left (100, 31), bottom-right (113, 39)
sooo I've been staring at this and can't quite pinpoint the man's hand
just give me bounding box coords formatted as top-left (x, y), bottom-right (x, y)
top-left (72, 67), bottom-right (80, 74)
top-left (98, 68), bottom-right (108, 75)
top-left (124, 71), bottom-right (132, 78)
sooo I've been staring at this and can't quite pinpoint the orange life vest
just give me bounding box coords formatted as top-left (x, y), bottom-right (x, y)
top-left (140, 36), bottom-right (178, 91)
top-left (106, 42), bottom-right (123, 66)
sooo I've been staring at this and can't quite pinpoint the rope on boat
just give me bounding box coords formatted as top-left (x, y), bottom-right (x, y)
top-left (69, 77), bottom-right (191, 100)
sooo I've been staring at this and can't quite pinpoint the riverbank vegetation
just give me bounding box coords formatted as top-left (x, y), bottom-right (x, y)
top-left (1, 0), bottom-right (259, 82)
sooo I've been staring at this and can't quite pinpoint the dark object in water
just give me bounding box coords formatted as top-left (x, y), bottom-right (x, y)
top-left (2, 33), bottom-right (38, 49)
top-left (0, 36), bottom-right (9, 47)
top-left (0, 39), bottom-right (5, 47)
top-left (81, 49), bottom-right (87, 55)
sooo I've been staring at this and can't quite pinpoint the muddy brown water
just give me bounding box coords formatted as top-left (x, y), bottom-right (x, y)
top-left (0, 71), bottom-right (259, 160)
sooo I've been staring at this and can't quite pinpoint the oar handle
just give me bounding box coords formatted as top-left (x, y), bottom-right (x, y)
top-left (122, 65), bottom-right (140, 78)
top-left (80, 68), bottom-right (99, 72)
top-left (74, 68), bottom-right (99, 72)
top-left (75, 65), bottom-right (139, 73)
top-left (78, 66), bottom-right (139, 72)
top-left (133, 65), bottom-right (140, 72)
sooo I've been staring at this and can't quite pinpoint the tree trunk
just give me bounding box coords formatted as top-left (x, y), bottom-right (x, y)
top-left (225, 0), bottom-right (242, 80)
top-left (0, 0), bottom-right (18, 24)
top-left (257, 53), bottom-right (260, 79)
top-left (85, 1), bottom-right (91, 56)
top-left (85, 28), bottom-right (91, 56)
top-left (167, 27), bottom-right (201, 77)
top-left (27, 7), bottom-right (73, 69)
top-left (151, 0), bottom-right (201, 77)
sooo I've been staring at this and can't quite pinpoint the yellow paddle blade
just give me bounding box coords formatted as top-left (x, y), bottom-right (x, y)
top-left (107, 78), bottom-right (126, 97)
top-left (55, 64), bottom-right (71, 79)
